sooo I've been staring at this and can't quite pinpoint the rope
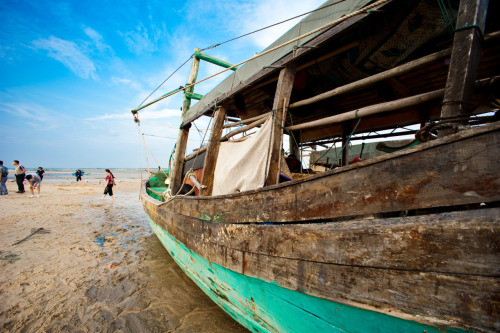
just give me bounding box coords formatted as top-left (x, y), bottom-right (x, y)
top-left (137, 55), bottom-right (193, 108)
top-left (454, 24), bottom-right (485, 45)
top-left (329, 116), bottom-right (362, 170)
top-left (134, 0), bottom-right (390, 113)
top-left (201, 0), bottom-right (347, 51)
top-left (135, 122), bottom-right (150, 172)
top-left (436, 0), bottom-right (456, 36)
top-left (415, 113), bottom-right (498, 142)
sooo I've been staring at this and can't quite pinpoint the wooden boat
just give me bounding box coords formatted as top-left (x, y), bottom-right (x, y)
top-left (133, 0), bottom-right (500, 331)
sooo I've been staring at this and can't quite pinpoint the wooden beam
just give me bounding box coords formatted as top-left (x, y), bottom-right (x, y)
top-left (201, 106), bottom-right (227, 196)
top-left (170, 49), bottom-right (201, 194)
top-left (286, 76), bottom-right (497, 132)
top-left (289, 48), bottom-right (452, 109)
top-left (266, 64), bottom-right (296, 185)
top-left (223, 112), bottom-right (270, 129)
top-left (221, 116), bottom-right (267, 141)
top-left (440, 0), bottom-right (489, 136)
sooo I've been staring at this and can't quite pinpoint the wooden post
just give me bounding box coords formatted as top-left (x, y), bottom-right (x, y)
top-left (266, 64), bottom-right (296, 185)
top-left (170, 48), bottom-right (201, 194)
top-left (439, 0), bottom-right (489, 136)
top-left (201, 106), bottom-right (227, 196)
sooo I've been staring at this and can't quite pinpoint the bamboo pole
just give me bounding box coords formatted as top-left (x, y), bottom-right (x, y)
top-left (289, 48), bottom-right (451, 109)
top-left (223, 112), bottom-right (270, 128)
top-left (289, 31), bottom-right (499, 110)
top-left (286, 76), bottom-right (496, 132)
top-left (221, 116), bottom-right (268, 140)
top-left (170, 49), bottom-right (201, 194)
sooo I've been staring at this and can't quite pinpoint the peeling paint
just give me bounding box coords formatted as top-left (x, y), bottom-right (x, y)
top-left (147, 217), bottom-right (470, 333)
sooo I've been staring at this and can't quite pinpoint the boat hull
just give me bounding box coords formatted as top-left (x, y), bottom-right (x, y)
top-left (141, 123), bottom-right (500, 332)
top-left (148, 216), bottom-right (470, 333)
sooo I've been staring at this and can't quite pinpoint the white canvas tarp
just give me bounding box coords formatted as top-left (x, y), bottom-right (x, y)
top-left (212, 117), bottom-right (274, 196)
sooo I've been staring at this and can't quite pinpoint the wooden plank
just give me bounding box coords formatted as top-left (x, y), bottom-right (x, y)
top-left (266, 64), bottom-right (296, 185)
top-left (440, 0), bottom-right (489, 137)
top-left (142, 203), bottom-right (500, 332)
top-left (164, 122), bottom-right (500, 223)
top-left (154, 207), bottom-right (500, 277)
top-left (170, 49), bottom-right (201, 193)
top-left (201, 106), bottom-right (226, 196)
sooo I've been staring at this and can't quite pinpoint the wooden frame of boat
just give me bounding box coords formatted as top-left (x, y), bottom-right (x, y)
top-left (134, 0), bottom-right (499, 331)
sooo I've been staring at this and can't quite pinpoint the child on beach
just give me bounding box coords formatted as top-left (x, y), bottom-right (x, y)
top-left (101, 169), bottom-right (116, 201)
top-left (25, 173), bottom-right (41, 198)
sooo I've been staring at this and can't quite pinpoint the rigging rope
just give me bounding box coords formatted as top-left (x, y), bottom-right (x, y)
top-left (137, 56), bottom-right (193, 108)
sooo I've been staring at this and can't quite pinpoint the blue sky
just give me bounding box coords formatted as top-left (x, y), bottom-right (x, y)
top-left (0, 0), bottom-right (323, 169)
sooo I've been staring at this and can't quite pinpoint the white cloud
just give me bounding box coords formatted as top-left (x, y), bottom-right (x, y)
top-left (111, 76), bottom-right (143, 91)
top-left (119, 22), bottom-right (166, 55)
top-left (234, 0), bottom-right (325, 50)
top-left (84, 27), bottom-right (114, 56)
top-left (32, 36), bottom-right (97, 79)
top-left (0, 101), bottom-right (62, 130)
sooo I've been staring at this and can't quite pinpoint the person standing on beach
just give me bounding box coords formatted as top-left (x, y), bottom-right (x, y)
top-left (12, 160), bottom-right (25, 193)
top-left (100, 169), bottom-right (116, 201)
top-left (0, 161), bottom-right (8, 195)
top-left (75, 169), bottom-right (82, 181)
top-left (25, 173), bottom-right (41, 198)
top-left (37, 167), bottom-right (45, 181)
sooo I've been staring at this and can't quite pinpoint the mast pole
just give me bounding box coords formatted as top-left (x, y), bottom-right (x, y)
top-left (170, 48), bottom-right (201, 194)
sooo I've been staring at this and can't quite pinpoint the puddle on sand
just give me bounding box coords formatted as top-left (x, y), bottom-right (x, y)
top-left (80, 190), bottom-right (247, 332)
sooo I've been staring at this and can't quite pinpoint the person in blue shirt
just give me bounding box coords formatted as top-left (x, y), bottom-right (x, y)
top-left (0, 161), bottom-right (8, 195)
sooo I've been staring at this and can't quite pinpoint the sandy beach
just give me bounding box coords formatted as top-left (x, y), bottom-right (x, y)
top-left (0, 173), bottom-right (246, 332)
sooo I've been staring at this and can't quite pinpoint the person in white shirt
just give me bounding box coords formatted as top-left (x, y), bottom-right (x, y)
top-left (25, 173), bottom-right (41, 198)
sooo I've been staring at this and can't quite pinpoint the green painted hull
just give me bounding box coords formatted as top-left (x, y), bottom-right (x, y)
top-left (148, 217), bottom-right (470, 333)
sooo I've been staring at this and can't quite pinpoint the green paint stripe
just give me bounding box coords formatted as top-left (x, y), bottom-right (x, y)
top-left (148, 217), bottom-right (471, 333)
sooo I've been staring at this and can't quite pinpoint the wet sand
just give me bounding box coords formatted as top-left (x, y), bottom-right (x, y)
top-left (0, 178), bottom-right (247, 332)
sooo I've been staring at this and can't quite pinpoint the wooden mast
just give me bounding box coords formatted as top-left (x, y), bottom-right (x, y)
top-left (266, 64), bottom-right (296, 186)
top-left (439, 0), bottom-right (489, 136)
top-left (201, 106), bottom-right (227, 196)
top-left (170, 49), bottom-right (201, 194)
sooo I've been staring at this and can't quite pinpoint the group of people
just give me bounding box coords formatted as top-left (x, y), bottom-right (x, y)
top-left (0, 160), bottom-right (44, 197)
top-left (0, 161), bottom-right (116, 201)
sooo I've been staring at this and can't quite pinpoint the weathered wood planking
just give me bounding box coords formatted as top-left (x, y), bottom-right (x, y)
top-left (141, 200), bottom-right (500, 331)
top-left (167, 122), bottom-right (500, 223)
top-left (151, 207), bottom-right (500, 277)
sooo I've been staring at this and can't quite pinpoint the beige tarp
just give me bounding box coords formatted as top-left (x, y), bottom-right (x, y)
top-left (213, 117), bottom-right (292, 196)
